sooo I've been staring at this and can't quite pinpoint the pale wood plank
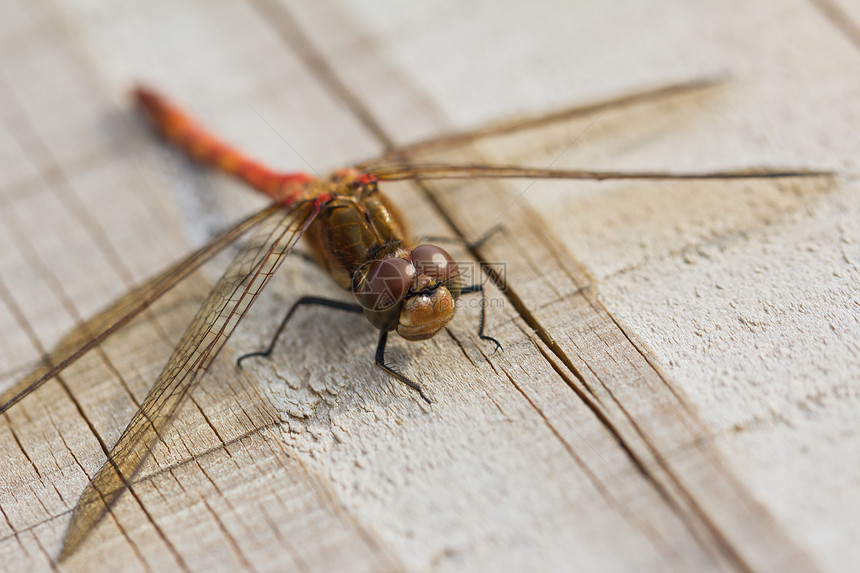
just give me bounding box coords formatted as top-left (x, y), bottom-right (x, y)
top-left (1, 1), bottom-right (858, 572)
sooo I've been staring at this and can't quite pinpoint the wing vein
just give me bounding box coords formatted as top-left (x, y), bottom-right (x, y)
top-left (59, 200), bottom-right (321, 560)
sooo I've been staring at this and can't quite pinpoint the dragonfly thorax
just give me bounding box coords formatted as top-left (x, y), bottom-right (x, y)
top-left (303, 170), bottom-right (461, 340)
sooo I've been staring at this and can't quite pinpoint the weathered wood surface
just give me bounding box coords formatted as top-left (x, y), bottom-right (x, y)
top-left (0, 1), bottom-right (858, 572)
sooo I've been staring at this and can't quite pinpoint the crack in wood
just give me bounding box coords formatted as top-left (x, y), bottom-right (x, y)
top-left (248, 4), bottom-right (827, 571)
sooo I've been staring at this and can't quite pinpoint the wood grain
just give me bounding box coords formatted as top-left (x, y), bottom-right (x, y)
top-left (1, 1), bottom-right (858, 572)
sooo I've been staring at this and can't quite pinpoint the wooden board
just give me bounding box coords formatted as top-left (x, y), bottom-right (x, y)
top-left (1, 1), bottom-right (858, 572)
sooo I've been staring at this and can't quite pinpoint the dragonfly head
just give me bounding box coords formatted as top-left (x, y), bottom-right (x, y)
top-left (356, 245), bottom-right (461, 340)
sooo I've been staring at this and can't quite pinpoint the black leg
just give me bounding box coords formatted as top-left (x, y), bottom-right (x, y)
top-left (237, 296), bottom-right (363, 368)
top-left (467, 224), bottom-right (506, 250)
top-left (375, 330), bottom-right (432, 404)
top-left (460, 284), bottom-right (502, 353)
top-left (415, 224), bottom-right (507, 250)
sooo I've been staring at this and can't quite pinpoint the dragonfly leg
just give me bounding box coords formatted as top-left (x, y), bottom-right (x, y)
top-left (237, 296), bottom-right (363, 368)
top-left (460, 284), bottom-right (502, 353)
top-left (468, 224), bottom-right (507, 249)
top-left (374, 330), bottom-right (432, 404)
top-left (414, 224), bottom-right (507, 249)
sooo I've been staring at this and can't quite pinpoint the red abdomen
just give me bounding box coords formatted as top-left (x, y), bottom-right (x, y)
top-left (134, 86), bottom-right (314, 202)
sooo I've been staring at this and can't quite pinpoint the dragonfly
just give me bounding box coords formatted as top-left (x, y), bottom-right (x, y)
top-left (0, 83), bottom-right (829, 561)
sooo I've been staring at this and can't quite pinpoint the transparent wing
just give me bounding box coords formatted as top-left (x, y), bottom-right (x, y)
top-left (366, 163), bottom-right (831, 181)
top-left (352, 78), bottom-right (725, 171)
top-left (0, 204), bottom-right (281, 415)
top-left (60, 199), bottom-right (321, 560)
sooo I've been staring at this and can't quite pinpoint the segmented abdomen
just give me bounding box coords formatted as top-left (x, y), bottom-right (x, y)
top-left (134, 86), bottom-right (313, 202)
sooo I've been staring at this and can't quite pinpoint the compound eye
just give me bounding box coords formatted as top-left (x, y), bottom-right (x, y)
top-left (359, 258), bottom-right (415, 311)
top-left (410, 245), bottom-right (458, 281)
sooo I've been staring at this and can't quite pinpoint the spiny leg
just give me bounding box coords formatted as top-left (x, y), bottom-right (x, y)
top-left (414, 223), bottom-right (508, 250)
top-left (375, 330), bottom-right (432, 404)
top-left (237, 296), bottom-right (363, 367)
top-left (460, 284), bottom-right (502, 352)
top-left (468, 224), bottom-right (506, 250)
